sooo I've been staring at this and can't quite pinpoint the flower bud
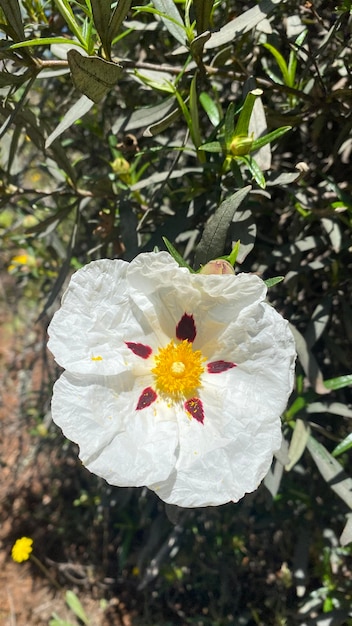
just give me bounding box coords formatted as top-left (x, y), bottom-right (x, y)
top-left (111, 157), bottom-right (131, 183)
top-left (229, 134), bottom-right (253, 156)
top-left (199, 260), bottom-right (235, 275)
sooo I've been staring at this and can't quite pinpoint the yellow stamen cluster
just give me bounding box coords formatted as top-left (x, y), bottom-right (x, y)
top-left (152, 340), bottom-right (205, 398)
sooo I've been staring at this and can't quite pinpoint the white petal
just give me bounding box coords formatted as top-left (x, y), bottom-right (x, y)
top-left (47, 258), bottom-right (159, 375)
top-left (52, 372), bottom-right (178, 486)
top-left (149, 369), bottom-right (283, 507)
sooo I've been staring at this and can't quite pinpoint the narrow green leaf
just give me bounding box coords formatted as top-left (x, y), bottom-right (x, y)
top-left (332, 433), bottom-right (352, 458)
top-left (224, 102), bottom-right (235, 145)
top-left (307, 436), bottom-right (352, 510)
top-left (251, 126), bottom-right (292, 152)
top-left (194, 186), bottom-right (251, 268)
top-left (205, 0), bottom-right (282, 49)
top-left (65, 591), bottom-right (90, 626)
top-left (234, 89), bottom-right (263, 138)
top-left (264, 276), bottom-right (284, 288)
top-left (306, 401), bottom-right (352, 419)
top-left (287, 29), bottom-right (307, 86)
top-left (68, 50), bottom-right (123, 102)
top-left (323, 374), bottom-right (352, 390)
top-left (0, 0), bottom-right (25, 41)
top-left (91, 0), bottom-right (112, 56)
top-left (147, 0), bottom-right (186, 45)
top-left (53, 0), bottom-right (87, 47)
top-left (263, 42), bottom-right (290, 85)
top-left (198, 141), bottom-right (223, 153)
top-left (144, 104), bottom-right (181, 136)
top-left (193, 0), bottom-right (214, 34)
top-left (285, 419), bottom-right (311, 471)
top-left (199, 92), bottom-right (221, 126)
top-left (45, 95), bottom-right (94, 148)
top-left (238, 155), bottom-right (266, 189)
top-left (162, 237), bottom-right (195, 272)
top-left (10, 37), bottom-right (86, 50)
top-left (189, 74), bottom-right (201, 148)
top-left (108, 0), bottom-right (132, 43)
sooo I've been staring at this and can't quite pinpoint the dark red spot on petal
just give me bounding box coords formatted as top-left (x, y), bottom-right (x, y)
top-left (207, 360), bottom-right (236, 374)
top-left (176, 313), bottom-right (196, 343)
top-left (136, 387), bottom-right (157, 410)
top-left (126, 342), bottom-right (152, 359)
top-left (184, 397), bottom-right (204, 424)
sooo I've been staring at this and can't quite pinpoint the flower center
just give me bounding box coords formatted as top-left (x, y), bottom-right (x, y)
top-left (152, 340), bottom-right (205, 398)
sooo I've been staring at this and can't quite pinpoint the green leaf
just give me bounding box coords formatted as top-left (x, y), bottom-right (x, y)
top-left (45, 95), bottom-right (94, 149)
top-left (198, 141), bottom-right (223, 153)
top-left (65, 591), bottom-right (90, 626)
top-left (10, 37), bottom-right (86, 50)
top-left (205, 0), bottom-right (282, 49)
top-left (91, 0), bottom-right (132, 56)
top-left (67, 50), bottom-right (123, 102)
top-left (0, 0), bottom-right (25, 41)
top-left (238, 155), bottom-right (266, 189)
top-left (332, 433), bottom-right (352, 458)
top-left (306, 401), bottom-right (352, 419)
top-left (307, 436), bottom-right (352, 510)
top-left (224, 102), bottom-right (235, 145)
top-left (323, 374), bottom-right (352, 390)
top-left (194, 186), bottom-right (251, 268)
top-left (91, 0), bottom-right (112, 56)
top-left (189, 74), bottom-right (201, 149)
top-left (193, 0), bottom-right (214, 34)
top-left (142, 0), bottom-right (186, 45)
top-left (108, 0), bottom-right (133, 43)
top-left (263, 42), bottom-right (290, 85)
top-left (264, 276), bottom-right (284, 288)
top-left (233, 89), bottom-right (263, 138)
top-left (199, 92), bottom-right (221, 126)
top-left (251, 126), bottom-right (292, 152)
top-left (53, 0), bottom-right (87, 47)
top-left (287, 29), bottom-right (307, 86)
top-left (162, 238), bottom-right (195, 272)
top-left (285, 419), bottom-right (311, 471)
top-left (285, 396), bottom-right (307, 420)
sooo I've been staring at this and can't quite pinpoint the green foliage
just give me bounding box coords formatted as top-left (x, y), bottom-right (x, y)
top-left (1, 0), bottom-right (352, 624)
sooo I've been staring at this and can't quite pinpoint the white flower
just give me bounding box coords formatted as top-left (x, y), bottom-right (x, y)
top-left (47, 251), bottom-right (296, 507)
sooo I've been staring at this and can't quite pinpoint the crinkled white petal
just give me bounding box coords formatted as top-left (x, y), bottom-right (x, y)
top-left (126, 253), bottom-right (268, 351)
top-left (148, 366), bottom-right (284, 507)
top-left (47, 258), bottom-right (161, 376)
top-left (52, 372), bottom-right (178, 486)
top-left (48, 251), bottom-right (296, 508)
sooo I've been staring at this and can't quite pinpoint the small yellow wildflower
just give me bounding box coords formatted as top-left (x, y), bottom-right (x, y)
top-left (11, 536), bottom-right (33, 563)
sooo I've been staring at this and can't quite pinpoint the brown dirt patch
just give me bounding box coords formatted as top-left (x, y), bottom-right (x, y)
top-left (0, 274), bottom-right (134, 626)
